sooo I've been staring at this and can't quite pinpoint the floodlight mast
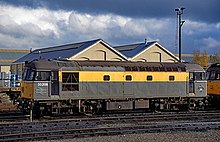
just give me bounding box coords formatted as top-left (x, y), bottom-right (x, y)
top-left (175, 7), bottom-right (185, 62)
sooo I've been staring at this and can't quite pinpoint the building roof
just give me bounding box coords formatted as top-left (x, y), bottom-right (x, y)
top-left (114, 41), bottom-right (156, 58)
top-left (114, 41), bottom-right (179, 61)
top-left (0, 49), bottom-right (30, 65)
top-left (15, 39), bottom-right (127, 63)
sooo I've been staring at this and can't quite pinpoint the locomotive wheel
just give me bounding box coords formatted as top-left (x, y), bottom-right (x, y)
top-left (83, 104), bottom-right (99, 115)
top-left (188, 99), bottom-right (196, 110)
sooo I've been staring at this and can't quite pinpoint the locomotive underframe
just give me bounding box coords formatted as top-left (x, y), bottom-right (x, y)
top-left (19, 96), bottom-right (208, 116)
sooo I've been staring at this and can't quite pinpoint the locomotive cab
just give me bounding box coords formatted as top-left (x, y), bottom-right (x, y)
top-left (21, 68), bottom-right (59, 99)
top-left (21, 59), bottom-right (60, 101)
top-left (189, 71), bottom-right (206, 96)
top-left (185, 64), bottom-right (207, 97)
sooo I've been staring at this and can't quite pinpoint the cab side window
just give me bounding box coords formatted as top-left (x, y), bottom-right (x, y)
top-left (194, 72), bottom-right (206, 81)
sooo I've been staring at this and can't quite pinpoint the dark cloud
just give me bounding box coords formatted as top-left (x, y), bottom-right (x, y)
top-left (0, 0), bottom-right (219, 54)
top-left (1, 0), bottom-right (219, 23)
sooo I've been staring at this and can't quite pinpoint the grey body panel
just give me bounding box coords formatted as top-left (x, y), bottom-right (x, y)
top-left (68, 82), bottom-right (188, 99)
top-left (33, 81), bottom-right (191, 100)
top-left (34, 81), bottom-right (50, 99)
top-left (193, 81), bottom-right (207, 97)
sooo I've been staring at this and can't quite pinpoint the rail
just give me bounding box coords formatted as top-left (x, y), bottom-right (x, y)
top-left (1, 111), bottom-right (220, 141)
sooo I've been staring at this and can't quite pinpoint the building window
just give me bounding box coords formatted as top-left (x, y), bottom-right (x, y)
top-left (103, 75), bottom-right (110, 81)
top-left (62, 72), bottom-right (79, 91)
top-left (147, 75), bottom-right (153, 81)
top-left (169, 75), bottom-right (175, 81)
top-left (126, 75), bottom-right (132, 81)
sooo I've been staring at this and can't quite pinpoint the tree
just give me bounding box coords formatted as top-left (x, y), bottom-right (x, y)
top-left (209, 49), bottom-right (220, 64)
top-left (201, 51), bottom-right (208, 67)
top-left (192, 50), bottom-right (201, 65)
top-left (192, 49), bottom-right (208, 67)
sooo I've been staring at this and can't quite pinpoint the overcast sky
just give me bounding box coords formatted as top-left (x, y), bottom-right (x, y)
top-left (0, 0), bottom-right (219, 54)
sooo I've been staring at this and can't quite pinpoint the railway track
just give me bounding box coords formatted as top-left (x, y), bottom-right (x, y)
top-left (1, 111), bottom-right (220, 141)
top-left (0, 111), bottom-right (29, 122)
top-left (2, 122), bottom-right (220, 142)
top-left (45, 110), bottom-right (220, 123)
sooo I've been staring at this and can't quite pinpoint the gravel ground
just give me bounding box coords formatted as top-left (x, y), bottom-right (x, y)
top-left (35, 130), bottom-right (220, 142)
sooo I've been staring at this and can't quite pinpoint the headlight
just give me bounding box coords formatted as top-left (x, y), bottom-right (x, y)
top-left (198, 85), bottom-right (204, 92)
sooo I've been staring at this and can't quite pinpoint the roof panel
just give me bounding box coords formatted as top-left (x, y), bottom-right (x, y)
top-left (15, 39), bottom-right (101, 63)
top-left (114, 41), bottom-right (156, 58)
top-left (0, 52), bottom-right (29, 60)
top-left (114, 43), bottom-right (141, 51)
top-left (0, 62), bottom-right (12, 66)
top-left (33, 42), bottom-right (84, 54)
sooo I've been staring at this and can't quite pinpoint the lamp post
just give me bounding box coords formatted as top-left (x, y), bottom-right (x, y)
top-left (175, 7), bottom-right (185, 62)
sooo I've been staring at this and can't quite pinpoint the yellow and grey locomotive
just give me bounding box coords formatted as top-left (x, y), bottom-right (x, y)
top-left (19, 59), bottom-right (207, 115)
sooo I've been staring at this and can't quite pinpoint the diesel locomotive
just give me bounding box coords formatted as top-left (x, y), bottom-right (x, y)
top-left (18, 58), bottom-right (207, 115)
top-left (207, 63), bottom-right (220, 106)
